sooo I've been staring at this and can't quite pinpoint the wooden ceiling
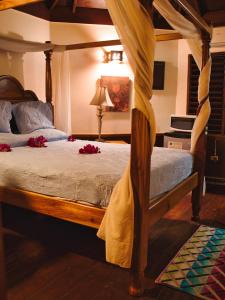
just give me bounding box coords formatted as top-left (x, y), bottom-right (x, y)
top-left (14, 0), bottom-right (225, 28)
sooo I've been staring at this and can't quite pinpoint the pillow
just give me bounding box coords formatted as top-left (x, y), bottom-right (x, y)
top-left (0, 101), bottom-right (12, 133)
top-left (13, 101), bottom-right (54, 134)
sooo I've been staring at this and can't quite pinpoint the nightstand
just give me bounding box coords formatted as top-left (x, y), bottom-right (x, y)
top-left (164, 131), bottom-right (191, 150)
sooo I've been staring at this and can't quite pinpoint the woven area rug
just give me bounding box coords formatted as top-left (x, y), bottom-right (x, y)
top-left (155, 225), bottom-right (225, 300)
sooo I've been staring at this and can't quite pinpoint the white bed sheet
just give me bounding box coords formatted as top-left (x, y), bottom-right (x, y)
top-left (0, 139), bottom-right (193, 207)
top-left (0, 128), bottom-right (67, 147)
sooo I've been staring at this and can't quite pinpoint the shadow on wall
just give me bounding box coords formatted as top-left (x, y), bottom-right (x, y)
top-left (0, 32), bottom-right (25, 85)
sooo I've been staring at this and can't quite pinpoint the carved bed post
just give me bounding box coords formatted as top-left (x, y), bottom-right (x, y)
top-left (191, 32), bottom-right (211, 220)
top-left (44, 41), bottom-right (54, 124)
top-left (129, 0), bottom-right (153, 296)
top-left (0, 203), bottom-right (7, 300)
top-left (44, 41), bottom-right (53, 105)
top-left (129, 110), bottom-right (151, 296)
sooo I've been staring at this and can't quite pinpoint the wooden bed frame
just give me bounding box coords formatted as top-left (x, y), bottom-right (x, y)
top-left (0, 72), bottom-right (201, 298)
top-left (0, 0), bottom-right (211, 299)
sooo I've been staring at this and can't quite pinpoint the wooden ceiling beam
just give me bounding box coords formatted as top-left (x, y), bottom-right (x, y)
top-left (65, 33), bottom-right (183, 51)
top-left (173, 0), bottom-right (211, 34)
top-left (0, 0), bottom-right (43, 10)
top-left (156, 32), bottom-right (182, 41)
top-left (50, 7), bottom-right (112, 25)
top-left (204, 10), bottom-right (225, 27)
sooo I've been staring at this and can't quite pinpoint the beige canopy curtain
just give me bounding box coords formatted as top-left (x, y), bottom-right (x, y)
top-left (0, 34), bottom-right (65, 52)
top-left (52, 52), bottom-right (72, 134)
top-left (98, 0), bottom-right (212, 268)
top-left (153, 0), bottom-right (212, 153)
top-left (97, 0), bottom-right (156, 268)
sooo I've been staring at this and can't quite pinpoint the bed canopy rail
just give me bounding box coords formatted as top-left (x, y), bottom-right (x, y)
top-left (0, 31), bottom-right (181, 107)
top-left (172, 0), bottom-right (211, 34)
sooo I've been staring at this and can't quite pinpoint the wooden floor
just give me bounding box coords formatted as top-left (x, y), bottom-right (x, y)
top-left (2, 193), bottom-right (225, 300)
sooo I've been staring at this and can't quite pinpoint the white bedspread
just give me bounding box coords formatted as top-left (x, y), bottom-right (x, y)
top-left (0, 140), bottom-right (193, 206)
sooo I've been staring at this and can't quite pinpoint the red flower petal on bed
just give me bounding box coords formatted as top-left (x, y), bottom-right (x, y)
top-left (27, 136), bottom-right (48, 148)
top-left (79, 144), bottom-right (101, 154)
top-left (0, 144), bottom-right (11, 152)
top-left (68, 135), bottom-right (76, 142)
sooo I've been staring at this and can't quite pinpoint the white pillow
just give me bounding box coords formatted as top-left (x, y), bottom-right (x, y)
top-left (13, 101), bottom-right (54, 134)
top-left (0, 101), bottom-right (12, 133)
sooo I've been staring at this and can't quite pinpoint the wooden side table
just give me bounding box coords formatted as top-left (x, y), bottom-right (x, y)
top-left (0, 203), bottom-right (6, 300)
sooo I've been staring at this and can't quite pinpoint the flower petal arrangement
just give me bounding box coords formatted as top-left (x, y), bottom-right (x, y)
top-left (79, 144), bottom-right (101, 154)
top-left (0, 144), bottom-right (11, 152)
top-left (67, 135), bottom-right (76, 142)
top-left (27, 136), bottom-right (48, 148)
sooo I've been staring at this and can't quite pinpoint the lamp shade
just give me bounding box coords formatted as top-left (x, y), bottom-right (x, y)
top-left (90, 80), bottom-right (114, 107)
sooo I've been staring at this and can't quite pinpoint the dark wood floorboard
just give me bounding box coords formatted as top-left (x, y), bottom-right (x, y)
top-left (1, 193), bottom-right (225, 300)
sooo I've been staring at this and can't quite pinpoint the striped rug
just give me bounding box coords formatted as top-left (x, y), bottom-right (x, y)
top-left (155, 225), bottom-right (225, 300)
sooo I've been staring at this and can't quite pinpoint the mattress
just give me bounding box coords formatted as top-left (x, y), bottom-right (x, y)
top-left (0, 138), bottom-right (193, 207)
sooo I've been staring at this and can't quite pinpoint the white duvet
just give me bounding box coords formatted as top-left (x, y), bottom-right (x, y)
top-left (0, 136), bottom-right (193, 207)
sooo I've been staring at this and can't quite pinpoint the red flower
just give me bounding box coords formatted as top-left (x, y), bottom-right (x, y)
top-left (27, 136), bottom-right (48, 148)
top-left (79, 144), bottom-right (101, 154)
top-left (68, 135), bottom-right (76, 142)
top-left (0, 144), bottom-right (11, 152)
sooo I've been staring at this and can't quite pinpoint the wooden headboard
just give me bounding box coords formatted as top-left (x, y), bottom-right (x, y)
top-left (0, 75), bottom-right (39, 133)
top-left (0, 75), bottom-right (39, 103)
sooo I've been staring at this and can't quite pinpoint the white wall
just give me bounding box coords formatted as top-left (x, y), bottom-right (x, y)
top-left (51, 22), bottom-right (178, 134)
top-left (0, 11), bottom-right (179, 134)
top-left (50, 22), bottom-right (132, 134)
top-left (0, 9), bottom-right (49, 100)
top-left (152, 40), bottom-right (178, 133)
top-left (175, 26), bottom-right (225, 115)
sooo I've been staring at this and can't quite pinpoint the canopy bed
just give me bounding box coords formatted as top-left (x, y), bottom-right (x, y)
top-left (0, 0), bottom-right (212, 298)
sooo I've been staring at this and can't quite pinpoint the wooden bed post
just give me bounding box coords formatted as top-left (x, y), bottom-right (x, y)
top-left (129, 109), bottom-right (151, 297)
top-left (44, 42), bottom-right (53, 105)
top-left (191, 32), bottom-right (211, 220)
top-left (129, 1), bottom-right (153, 296)
top-left (0, 203), bottom-right (7, 300)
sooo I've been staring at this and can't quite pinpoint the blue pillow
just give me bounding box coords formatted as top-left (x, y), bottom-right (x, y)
top-left (13, 101), bottom-right (54, 134)
top-left (0, 101), bottom-right (12, 133)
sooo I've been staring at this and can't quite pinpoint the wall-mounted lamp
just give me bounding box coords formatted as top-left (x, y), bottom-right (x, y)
top-left (103, 50), bottom-right (123, 63)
